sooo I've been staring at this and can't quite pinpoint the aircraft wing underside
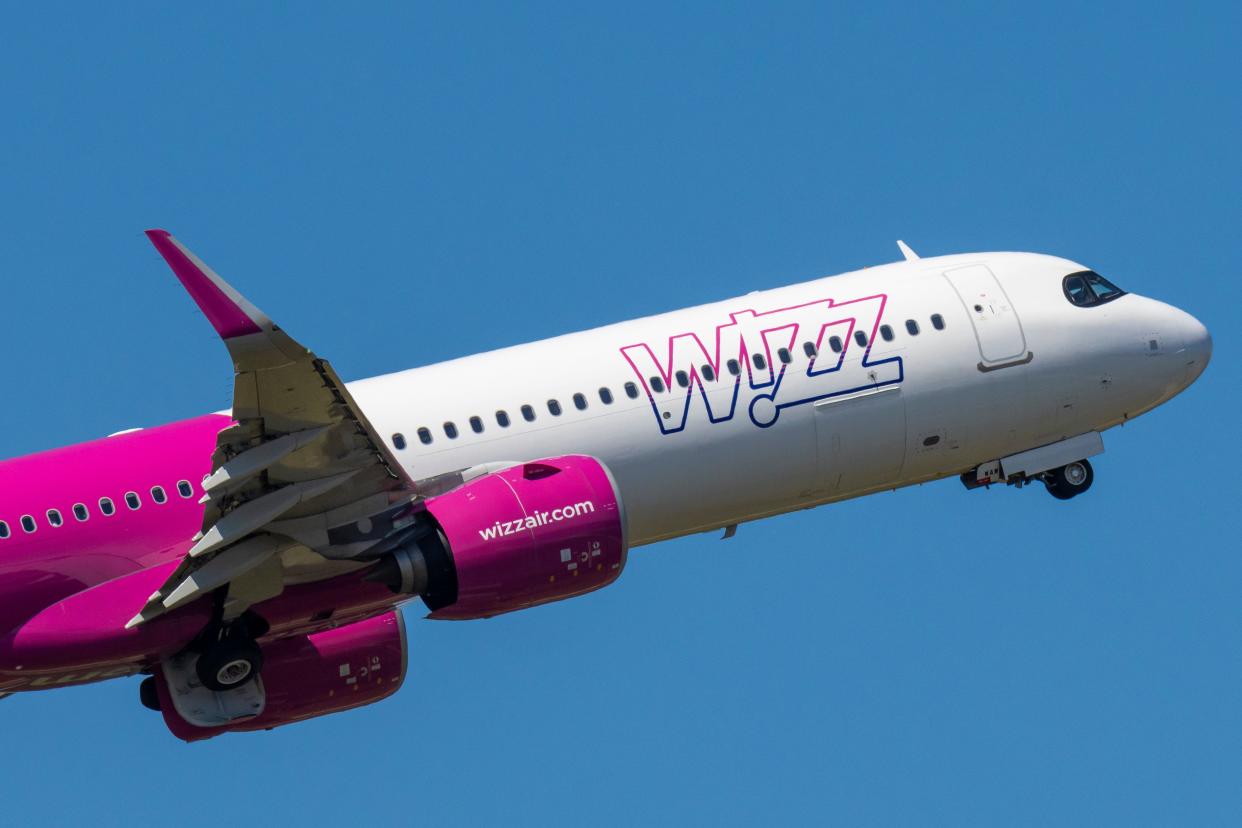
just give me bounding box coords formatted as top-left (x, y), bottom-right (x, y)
top-left (127, 231), bottom-right (420, 628)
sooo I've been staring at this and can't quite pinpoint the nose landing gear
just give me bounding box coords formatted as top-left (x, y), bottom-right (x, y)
top-left (1043, 459), bottom-right (1094, 500)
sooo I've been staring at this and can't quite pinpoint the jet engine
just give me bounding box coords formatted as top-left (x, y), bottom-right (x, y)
top-left (154, 611), bottom-right (406, 742)
top-left (367, 455), bottom-right (628, 620)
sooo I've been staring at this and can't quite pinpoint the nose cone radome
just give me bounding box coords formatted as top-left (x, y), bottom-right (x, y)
top-left (1180, 311), bottom-right (1212, 385)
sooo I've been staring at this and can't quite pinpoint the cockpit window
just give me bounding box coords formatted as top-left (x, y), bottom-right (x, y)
top-left (1063, 270), bottom-right (1126, 307)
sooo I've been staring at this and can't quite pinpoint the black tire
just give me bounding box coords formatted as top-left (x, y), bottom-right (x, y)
top-left (139, 676), bottom-right (161, 711)
top-left (1045, 459), bottom-right (1094, 500)
top-left (196, 635), bottom-right (264, 692)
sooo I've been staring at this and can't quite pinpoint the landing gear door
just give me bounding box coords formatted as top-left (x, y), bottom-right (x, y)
top-left (943, 265), bottom-right (1031, 370)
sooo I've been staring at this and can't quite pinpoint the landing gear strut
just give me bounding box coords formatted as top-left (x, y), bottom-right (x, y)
top-left (191, 590), bottom-right (267, 692)
top-left (1044, 459), bottom-right (1094, 500)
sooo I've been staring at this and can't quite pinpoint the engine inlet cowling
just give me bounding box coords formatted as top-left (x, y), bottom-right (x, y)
top-left (370, 455), bottom-right (628, 620)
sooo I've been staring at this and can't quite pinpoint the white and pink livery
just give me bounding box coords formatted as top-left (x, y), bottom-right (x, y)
top-left (0, 231), bottom-right (1210, 740)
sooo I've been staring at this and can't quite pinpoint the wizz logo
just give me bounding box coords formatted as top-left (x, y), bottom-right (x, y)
top-left (620, 294), bottom-right (903, 434)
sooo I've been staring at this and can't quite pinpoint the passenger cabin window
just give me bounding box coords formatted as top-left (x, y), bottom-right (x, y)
top-left (469, 416), bottom-right (484, 433)
top-left (649, 377), bottom-right (666, 393)
top-left (675, 370), bottom-right (689, 388)
top-left (803, 341), bottom-right (817, 358)
top-left (727, 359), bottom-right (741, 376)
top-left (444, 422), bottom-right (458, 439)
top-left (701, 364), bottom-right (716, 381)
top-left (496, 410), bottom-right (511, 427)
top-left (125, 492), bottom-right (141, 510)
top-left (624, 382), bottom-right (639, 399)
top-left (99, 497), bottom-right (115, 516)
top-left (177, 480), bottom-right (194, 498)
top-left (521, 404), bottom-right (536, 422)
top-left (0, 521), bottom-right (8, 539)
top-left (854, 330), bottom-right (868, 347)
top-left (906, 319), bottom-right (920, 336)
top-left (879, 325), bottom-right (894, 342)
top-left (21, 515), bottom-right (35, 533)
top-left (752, 353), bottom-right (767, 370)
top-left (47, 509), bottom-right (63, 527)
top-left (73, 503), bottom-right (89, 521)
top-left (418, 427), bottom-right (433, 444)
top-left (931, 313), bottom-right (945, 331)
top-left (547, 399), bottom-right (562, 416)
top-left (829, 336), bottom-right (843, 353)
top-left (573, 393), bottom-right (587, 410)
top-left (777, 347), bottom-right (792, 364)
top-left (151, 486), bottom-right (167, 504)
top-left (392, 433), bottom-right (406, 450)
top-left (599, 387), bottom-right (613, 404)
top-left (1063, 270), bottom-right (1126, 307)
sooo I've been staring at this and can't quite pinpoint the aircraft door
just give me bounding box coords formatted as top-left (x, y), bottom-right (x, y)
top-left (814, 386), bottom-right (907, 495)
top-left (943, 265), bottom-right (1031, 369)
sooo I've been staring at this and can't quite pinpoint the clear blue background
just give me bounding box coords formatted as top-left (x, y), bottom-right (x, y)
top-left (0, 3), bottom-right (1236, 825)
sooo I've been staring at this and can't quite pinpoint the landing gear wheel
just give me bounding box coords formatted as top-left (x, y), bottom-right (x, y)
top-left (1044, 459), bottom-right (1094, 500)
top-left (139, 676), bottom-right (161, 711)
top-left (195, 630), bottom-right (264, 692)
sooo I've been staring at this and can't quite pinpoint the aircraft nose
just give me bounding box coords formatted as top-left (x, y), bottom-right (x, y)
top-left (1179, 310), bottom-right (1212, 384)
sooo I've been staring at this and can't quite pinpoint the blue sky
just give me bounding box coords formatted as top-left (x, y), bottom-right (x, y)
top-left (0, 3), bottom-right (1238, 824)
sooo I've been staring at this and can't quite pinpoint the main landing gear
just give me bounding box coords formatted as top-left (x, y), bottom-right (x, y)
top-left (195, 623), bottom-right (265, 692)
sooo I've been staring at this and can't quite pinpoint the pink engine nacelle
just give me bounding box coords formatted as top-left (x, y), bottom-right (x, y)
top-left (155, 611), bottom-right (407, 742)
top-left (412, 455), bottom-right (628, 620)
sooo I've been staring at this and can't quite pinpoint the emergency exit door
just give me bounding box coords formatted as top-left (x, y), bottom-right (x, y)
top-left (943, 265), bottom-right (1031, 370)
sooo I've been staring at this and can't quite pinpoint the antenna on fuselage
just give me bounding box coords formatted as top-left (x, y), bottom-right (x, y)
top-left (896, 240), bottom-right (919, 261)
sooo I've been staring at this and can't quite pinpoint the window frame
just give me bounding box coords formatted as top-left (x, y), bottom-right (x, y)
top-left (1062, 270), bottom-right (1127, 308)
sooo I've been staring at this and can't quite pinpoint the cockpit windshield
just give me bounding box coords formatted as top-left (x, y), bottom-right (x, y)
top-left (1062, 270), bottom-right (1126, 307)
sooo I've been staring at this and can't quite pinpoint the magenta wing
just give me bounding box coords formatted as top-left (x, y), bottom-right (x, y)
top-left (128, 231), bottom-right (418, 627)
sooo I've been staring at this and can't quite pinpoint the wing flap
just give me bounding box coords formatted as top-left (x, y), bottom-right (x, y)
top-left (129, 230), bottom-right (420, 628)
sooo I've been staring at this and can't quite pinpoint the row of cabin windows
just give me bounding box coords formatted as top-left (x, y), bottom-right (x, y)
top-left (390, 313), bottom-right (948, 449)
top-left (0, 479), bottom-right (198, 538)
top-left (391, 382), bottom-right (644, 449)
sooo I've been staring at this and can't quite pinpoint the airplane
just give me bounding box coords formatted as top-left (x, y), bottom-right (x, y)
top-left (0, 231), bottom-right (1210, 741)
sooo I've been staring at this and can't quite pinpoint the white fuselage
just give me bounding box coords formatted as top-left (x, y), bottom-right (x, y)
top-left (348, 252), bottom-right (1208, 545)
